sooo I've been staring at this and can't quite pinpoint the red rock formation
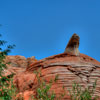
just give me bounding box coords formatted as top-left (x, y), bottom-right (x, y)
top-left (13, 53), bottom-right (100, 100)
top-left (4, 34), bottom-right (100, 100)
top-left (3, 55), bottom-right (37, 76)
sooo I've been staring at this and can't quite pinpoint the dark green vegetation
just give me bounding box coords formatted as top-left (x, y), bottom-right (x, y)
top-left (0, 34), bottom-right (16, 100)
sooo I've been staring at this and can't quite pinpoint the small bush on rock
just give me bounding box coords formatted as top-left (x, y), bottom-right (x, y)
top-left (31, 69), bottom-right (66, 100)
top-left (69, 80), bottom-right (99, 100)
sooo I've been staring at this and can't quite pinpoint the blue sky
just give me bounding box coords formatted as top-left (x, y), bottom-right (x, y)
top-left (0, 0), bottom-right (100, 61)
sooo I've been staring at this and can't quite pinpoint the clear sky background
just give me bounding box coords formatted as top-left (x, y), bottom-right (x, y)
top-left (0, 0), bottom-right (100, 61)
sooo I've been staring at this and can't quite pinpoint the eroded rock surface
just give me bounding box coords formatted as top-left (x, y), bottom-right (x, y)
top-left (3, 55), bottom-right (37, 76)
top-left (14, 53), bottom-right (100, 100)
top-left (5, 34), bottom-right (100, 99)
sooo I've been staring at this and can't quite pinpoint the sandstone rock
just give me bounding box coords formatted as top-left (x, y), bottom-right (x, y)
top-left (3, 55), bottom-right (37, 76)
top-left (27, 56), bottom-right (37, 66)
top-left (5, 34), bottom-right (100, 99)
top-left (13, 72), bottom-right (37, 92)
top-left (14, 53), bottom-right (100, 100)
top-left (5, 55), bottom-right (27, 68)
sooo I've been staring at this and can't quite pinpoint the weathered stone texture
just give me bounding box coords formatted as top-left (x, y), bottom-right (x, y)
top-left (3, 55), bottom-right (37, 76)
top-left (13, 53), bottom-right (100, 100)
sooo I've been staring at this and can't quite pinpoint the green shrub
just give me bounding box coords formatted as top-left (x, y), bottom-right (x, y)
top-left (0, 34), bottom-right (16, 100)
top-left (31, 69), bottom-right (66, 100)
top-left (69, 80), bottom-right (99, 100)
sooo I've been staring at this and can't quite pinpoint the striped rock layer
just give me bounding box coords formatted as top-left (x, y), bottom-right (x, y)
top-left (14, 53), bottom-right (100, 100)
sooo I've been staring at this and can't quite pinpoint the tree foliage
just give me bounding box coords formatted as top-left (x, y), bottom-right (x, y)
top-left (0, 34), bottom-right (16, 100)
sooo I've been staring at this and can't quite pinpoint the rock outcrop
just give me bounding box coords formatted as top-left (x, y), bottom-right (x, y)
top-left (13, 53), bottom-right (100, 100)
top-left (64, 33), bottom-right (80, 56)
top-left (3, 55), bottom-right (37, 76)
top-left (4, 34), bottom-right (100, 100)
top-left (13, 34), bottom-right (100, 100)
